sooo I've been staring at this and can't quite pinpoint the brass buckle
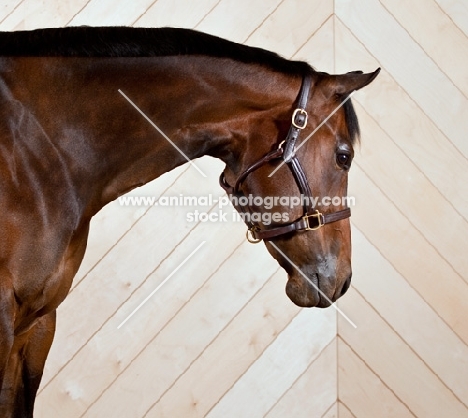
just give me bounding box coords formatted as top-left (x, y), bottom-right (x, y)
top-left (292, 108), bottom-right (308, 130)
top-left (246, 227), bottom-right (262, 244)
top-left (303, 210), bottom-right (324, 231)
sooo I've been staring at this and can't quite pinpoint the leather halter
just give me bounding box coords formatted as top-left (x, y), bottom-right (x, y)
top-left (219, 74), bottom-right (351, 243)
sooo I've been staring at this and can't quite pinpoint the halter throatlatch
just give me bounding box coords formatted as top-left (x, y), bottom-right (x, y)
top-left (219, 73), bottom-right (351, 243)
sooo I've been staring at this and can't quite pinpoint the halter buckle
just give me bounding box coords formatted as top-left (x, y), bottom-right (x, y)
top-left (246, 227), bottom-right (262, 244)
top-left (303, 210), bottom-right (324, 231)
top-left (292, 108), bottom-right (308, 130)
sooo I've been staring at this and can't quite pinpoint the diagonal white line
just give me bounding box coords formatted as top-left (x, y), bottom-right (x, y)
top-left (269, 91), bottom-right (356, 177)
top-left (117, 240), bottom-right (206, 329)
top-left (268, 241), bottom-right (357, 328)
top-left (118, 89), bottom-right (207, 177)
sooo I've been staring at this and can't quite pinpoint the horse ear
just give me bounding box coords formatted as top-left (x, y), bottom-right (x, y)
top-left (326, 68), bottom-right (380, 96)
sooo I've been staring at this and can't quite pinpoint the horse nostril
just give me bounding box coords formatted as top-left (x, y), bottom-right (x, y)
top-left (340, 275), bottom-right (352, 297)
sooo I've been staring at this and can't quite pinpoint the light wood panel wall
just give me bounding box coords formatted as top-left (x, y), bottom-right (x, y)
top-left (336, 0), bottom-right (468, 416)
top-left (1, 1), bottom-right (466, 417)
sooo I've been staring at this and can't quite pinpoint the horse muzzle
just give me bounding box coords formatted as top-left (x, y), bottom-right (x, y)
top-left (285, 270), bottom-right (352, 308)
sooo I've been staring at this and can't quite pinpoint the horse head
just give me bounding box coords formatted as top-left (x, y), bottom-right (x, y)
top-left (221, 68), bottom-right (380, 307)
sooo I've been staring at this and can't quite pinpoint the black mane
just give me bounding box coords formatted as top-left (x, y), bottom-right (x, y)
top-left (343, 100), bottom-right (360, 144)
top-left (0, 26), bottom-right (311, 76)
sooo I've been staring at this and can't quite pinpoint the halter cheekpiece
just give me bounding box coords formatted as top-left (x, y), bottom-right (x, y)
top-left (219, 74), bottom-right (351, 243)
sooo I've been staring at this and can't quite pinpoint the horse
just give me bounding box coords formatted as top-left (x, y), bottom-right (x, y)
top-left (0, 26), bottom-right (379, 417)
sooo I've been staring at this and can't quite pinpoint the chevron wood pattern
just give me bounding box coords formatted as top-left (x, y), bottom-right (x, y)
top-left (1, 1), bottom-right (466, 417)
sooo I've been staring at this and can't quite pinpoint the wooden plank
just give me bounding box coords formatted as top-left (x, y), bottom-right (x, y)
top-left (206, 308), bottom-right (336, 418)
top-left (338, 289), bottom-right (468, 417)
top-left (338, 402), bottom-right (356, 418)
top-left (335, 0), bottom-right (468, 157)
top-left (322, 402), bottom-right (338, 418)
top-left (338, 338), bottom-right (414, 417)
top-left (351, 227), bottom-right (468, 405)
top-left (196, 0), bottom-right (282, 42)
top-left (353, 102), bottom-right (468, 277)
top-left (245, 0), bottom-right (333, 58)
top-left (265, 338), bottom-right (337, 418)
top-left (348, 165), bottom-right (468, 344)
top-left (134, 0), bottom-right (220, 28)
top-left (145, 269), bottom-right (299, 417)
top-left (335, 19), bottom-right (468, 222)
top-left (78, 241), bottom-right (279, 417)
top-left (0, 0), bottom-right (91, 29)
top-left (294, 15), bottom-right (334, 73)
top-left (381, 0), bottom-right (468, 97)
top-left (435, 0), bottom-right (468, 38)
top-left (68, 0), bottom-right (157, 26)
top-left (0, 0), bottom-right (25, 25)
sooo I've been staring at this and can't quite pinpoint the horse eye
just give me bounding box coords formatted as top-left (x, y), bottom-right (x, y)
top-left (336, 152), bottom-right (352, 169)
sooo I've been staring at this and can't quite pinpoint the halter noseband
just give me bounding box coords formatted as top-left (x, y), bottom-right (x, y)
top-left (219, 74), bottom-right (351, 243)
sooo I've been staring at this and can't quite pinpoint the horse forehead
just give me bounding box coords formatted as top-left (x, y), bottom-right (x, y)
top-left (301, 100), bottom-right (344, 142)
top-left (299, 125), bottom-right (340, 158)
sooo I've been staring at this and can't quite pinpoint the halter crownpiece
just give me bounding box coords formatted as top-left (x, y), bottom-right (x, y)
top-left (219, 73), bottom-right (352, 243)
top-left (282, 74), bottom-right (311, 162)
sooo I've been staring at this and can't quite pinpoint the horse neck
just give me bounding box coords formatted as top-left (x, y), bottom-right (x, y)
top-left (85, 57), bottom-right (303, 213)
top-left (6, 56), bottom-right (302, 218)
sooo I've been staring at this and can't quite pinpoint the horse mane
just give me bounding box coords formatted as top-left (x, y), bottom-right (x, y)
top-left (0, 26), bottom-right (311, 75)
top-left (343, 100), bottom-right (360, 145)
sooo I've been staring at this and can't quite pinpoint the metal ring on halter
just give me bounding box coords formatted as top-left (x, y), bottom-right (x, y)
top-left (246, 227), bottom-right (262, 244)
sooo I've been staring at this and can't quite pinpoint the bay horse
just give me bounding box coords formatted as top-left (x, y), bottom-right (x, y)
top-left (0, 26), bottom-right (379, 416)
